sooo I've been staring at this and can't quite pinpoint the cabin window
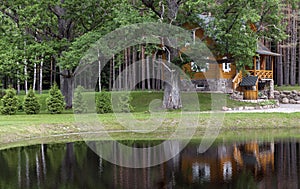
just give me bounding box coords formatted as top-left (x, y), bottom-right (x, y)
top-left (222, 62), bottom-right (231, 73)
top-left (223, 161), bottom-right (232, 181)
top-left (192, 163), bottom-right (210, 182)
top-left (256, 57), bottom-right (260, 70)
top-left (191, 62), bottom-right (209, 72)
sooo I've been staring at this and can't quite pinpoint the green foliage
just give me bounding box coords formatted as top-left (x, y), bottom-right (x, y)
top-left (259, 100), bottom-right (277, 106)
top-left (23, 88), bottom-right (41, 114)
top-left (118, 93), bottom-right (134, 113)
top-left (46, 84), bottom-right (65, 114)
top-left (0, 88), bottom-right (19, 115)
top-left (96, 92), bottom-right (112, 114)
top-left (17, 98), bottom-right (23, 112)
top-left (73, 86), bottom-right (87, 114)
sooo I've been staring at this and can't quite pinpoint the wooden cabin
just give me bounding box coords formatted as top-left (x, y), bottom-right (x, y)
top-left (181, 141), bottom-right (274, 184)
top-left (182, 16), bottom-right (280, 100)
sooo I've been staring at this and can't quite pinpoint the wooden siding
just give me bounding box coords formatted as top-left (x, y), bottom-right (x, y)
top-left (182, 63), bottom-right (236, 80)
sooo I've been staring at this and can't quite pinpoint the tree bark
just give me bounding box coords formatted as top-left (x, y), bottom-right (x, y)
top-left (146, 55), bottom-right (151, 90)
top-left (17, 62), bottom-right (20, 94)
top-left (39, 57), bottom-right (43, 94)
top-left (162, 70), bottom-right (182, 109)
top-left (132, 47), bottom-right (137, 90)
top-left (112, 55), bottom-right (115, 90)
top-left (33, 63), bottom-right (37, 90)
top-left (24, 59), bottom-right (28, 94)
top-left (61, 71), bottom-right (74, 109)
top-left (141, 45), bottom-right (146, 90)
top-left (97, 49), bottom-right (102, 92)
top-left (290, 10), bottom-right (297, 85)
top-left (277, 42), bottom-right (283, 86)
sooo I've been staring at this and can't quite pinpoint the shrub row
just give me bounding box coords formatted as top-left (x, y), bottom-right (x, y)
top-left (0, 85), bottom-right (135, 115)
top-left (0, 84), bottom-right (65, 115)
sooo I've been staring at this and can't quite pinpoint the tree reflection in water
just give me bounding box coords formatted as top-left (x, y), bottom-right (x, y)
top-left (0, 139), bottom-right (299, 189)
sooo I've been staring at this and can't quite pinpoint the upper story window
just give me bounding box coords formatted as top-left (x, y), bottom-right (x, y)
top-left (191, 62), bottom-right (209, 72)
top-left (222, 62), bottom-right (231, 73)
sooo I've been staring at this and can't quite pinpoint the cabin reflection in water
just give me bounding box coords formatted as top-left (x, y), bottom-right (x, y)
top-left (0, 140), bottom-right (299, 188)
top-left (181, 141), bottom-right (275, 184)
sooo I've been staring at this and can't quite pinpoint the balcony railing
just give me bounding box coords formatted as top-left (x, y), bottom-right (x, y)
top-left (247, 70), bottom-right (273, 79)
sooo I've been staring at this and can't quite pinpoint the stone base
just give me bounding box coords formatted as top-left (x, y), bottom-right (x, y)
top-left (186, 79), bottom-right (233, 93)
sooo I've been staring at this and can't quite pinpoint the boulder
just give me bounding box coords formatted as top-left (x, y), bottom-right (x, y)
top-left (222, 106), bottom-right (229, 111)
top-left (280, 94), bottom-right (287, 99)
top-left (283, 91), bottom-right (291, 95)
top-left (289, 99), bottom-right (296, 104)
top-left (274, 90), bottom-right (280, 95)
top-left (297, 101), bottom-right (300, 104)
top-left (282, 98), bottom-right (289, 104)
top-left (294, 96), bottom-right (300, 101)
top-left (292, 90), bottom-right (298, 94)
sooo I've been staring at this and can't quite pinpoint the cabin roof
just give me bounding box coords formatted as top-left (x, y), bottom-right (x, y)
top-left (257, 43), bottom-right (281, 56)
top-left (240, 76), bottom-right (258, 87)
top-left (197, 14), bottom-right (281, 57)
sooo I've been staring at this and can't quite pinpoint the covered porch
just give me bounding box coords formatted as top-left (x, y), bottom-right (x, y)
top-left (233, 43), bottom-right (281, 100)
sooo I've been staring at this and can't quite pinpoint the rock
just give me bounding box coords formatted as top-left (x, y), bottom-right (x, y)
top-left (263, 105), bottom-right (269, 109)
top-left (274, 90), bottom-right (280, 95)
top-left (294, 96), bottom-right (300, 101)
top-left (283, 91), bottom-right (291, 95)
top-left (245, 106), bottom-right (255, 110)
top-left (282, 98), bottom-right (289, 104)
top-left (222, 106), bottom-right (229, 111)
top-left (292, 90), bottom-right (298, 94)
top-left (289, 99), bottom-right (296, 104)
top-left (297, 101), bottom-right (300, 104)
top-left (259, 95), bottom-right (268, 99)
top-left (238, 107), bottom-right (244, 111)
top-left (280, 94), bottom-right (287, 98)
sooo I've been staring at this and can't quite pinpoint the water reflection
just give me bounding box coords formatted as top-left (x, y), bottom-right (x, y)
top-left (0, 139), bottom-right (299, 189)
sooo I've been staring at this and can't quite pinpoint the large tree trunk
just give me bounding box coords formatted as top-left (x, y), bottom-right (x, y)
top-left (277, 42), bottom-right (283, 86)
top-left (162, 70), bottom-right (182, 109)
top-left (61, 72), bottom-right (74, 109)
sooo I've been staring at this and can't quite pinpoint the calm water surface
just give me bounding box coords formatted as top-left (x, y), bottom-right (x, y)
top-left (0, 139), bottom-right (299, 189)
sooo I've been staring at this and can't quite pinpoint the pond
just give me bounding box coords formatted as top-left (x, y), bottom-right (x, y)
top-left (0, 139), bottom-right (299, 189)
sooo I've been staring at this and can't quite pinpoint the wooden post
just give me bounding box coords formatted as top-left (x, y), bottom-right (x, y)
top-left (254, 57), bottom-right (257, 73)
top-left (271, 56), bottom-right (274, 79)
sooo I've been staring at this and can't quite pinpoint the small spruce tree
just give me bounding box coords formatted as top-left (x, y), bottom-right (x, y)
top-left (1, 87), bottom-right (19, 115)
top-left (73, 85), bottom-right (87, 114)
top-left (46, 83), bottom-right (65, 114)
top-left (118, 93), bottom-right (134, 113)
top-left (96, 92), bottom-right (112, 114)
top-left (23, 88), bottom-right (41, 114)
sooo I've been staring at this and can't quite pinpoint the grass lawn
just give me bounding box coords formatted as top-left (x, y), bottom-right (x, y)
top-left (275, 85), bottom-right (300, 91)
top-left (0, 111), bottom-right (300, 150)
top-left (6, 91), bottom-right (258, 114)
top-left (0, 90), bottom-right (299, 150)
